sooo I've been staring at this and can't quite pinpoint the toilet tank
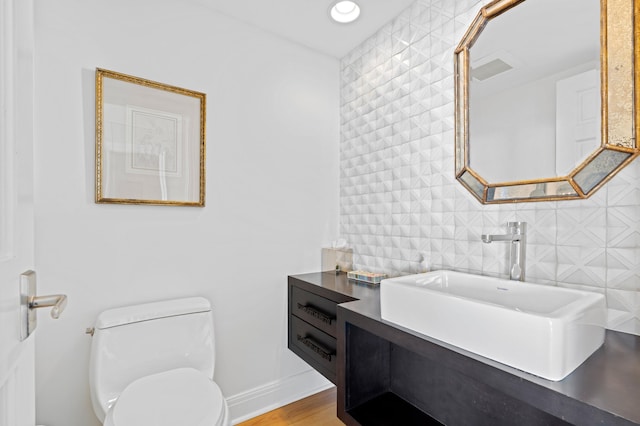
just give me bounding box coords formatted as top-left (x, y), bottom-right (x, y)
top-left (89, 297), bottom-right (216, 421)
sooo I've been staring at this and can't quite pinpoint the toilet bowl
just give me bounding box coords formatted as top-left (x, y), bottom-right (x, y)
top-left (104, 368), bottom-right (228, 426)
top-left (89, 297), bottom-right (231, 426)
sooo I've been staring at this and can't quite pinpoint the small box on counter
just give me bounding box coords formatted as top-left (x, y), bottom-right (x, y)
top-left (347, 270), bottom-right (387, 285)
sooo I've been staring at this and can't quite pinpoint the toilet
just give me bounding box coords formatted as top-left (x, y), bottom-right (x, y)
top-left (88, 297), bottom-right (231, 426)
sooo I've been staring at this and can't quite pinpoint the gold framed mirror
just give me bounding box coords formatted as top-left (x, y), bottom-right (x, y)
top-left (454, 0), bottom-right (639, 203)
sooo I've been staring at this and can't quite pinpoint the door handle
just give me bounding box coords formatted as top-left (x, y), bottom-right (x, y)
top-left (20, 270), bottom-right (68, 340)
top-left (30, 294), bottom-right (67, 319)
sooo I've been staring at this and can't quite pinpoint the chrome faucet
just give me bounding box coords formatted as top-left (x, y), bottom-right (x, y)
top-left (481, 222), bottom-right (527, 281)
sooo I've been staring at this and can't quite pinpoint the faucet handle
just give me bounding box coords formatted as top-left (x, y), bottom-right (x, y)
top-left (510, 263), bottom-right (522, 280)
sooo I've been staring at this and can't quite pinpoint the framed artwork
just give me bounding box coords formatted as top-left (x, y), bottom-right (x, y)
top-left (95, 68), bottom-right (206, 206)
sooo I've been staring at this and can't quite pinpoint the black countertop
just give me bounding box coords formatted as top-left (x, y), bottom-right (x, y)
top-left (290, 271), bottom-right (640, 425)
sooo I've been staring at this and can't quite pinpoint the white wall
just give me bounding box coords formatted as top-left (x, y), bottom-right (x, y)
top-left (33, 1), bottom-right (340, 425)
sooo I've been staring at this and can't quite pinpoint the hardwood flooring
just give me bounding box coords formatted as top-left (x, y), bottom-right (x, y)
top-left (237, 387), bottom-right (344, 426)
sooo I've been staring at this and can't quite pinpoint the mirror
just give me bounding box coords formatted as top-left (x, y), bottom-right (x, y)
top-left (454, 0), bottom-right (639, 203)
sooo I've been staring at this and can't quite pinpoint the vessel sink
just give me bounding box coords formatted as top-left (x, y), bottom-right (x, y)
top-left (380, 270), bottom-right (606, 381)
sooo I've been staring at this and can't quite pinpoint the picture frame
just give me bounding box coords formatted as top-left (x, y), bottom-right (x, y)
top-left (95, 68), bottom-right (206, 206)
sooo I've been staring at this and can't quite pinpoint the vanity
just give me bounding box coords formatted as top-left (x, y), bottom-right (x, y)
top-left (288, 272), bottom-right (640, 426)
top-left (288, 273), bottom-right (359, 384)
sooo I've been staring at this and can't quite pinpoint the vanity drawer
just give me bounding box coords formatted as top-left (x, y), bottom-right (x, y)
top-left (291, 286), bottom-right (337, 337)
top-left (290, 315), bottom-right (337, 380)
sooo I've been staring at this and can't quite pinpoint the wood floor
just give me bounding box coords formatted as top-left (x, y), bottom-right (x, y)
top-left (237, 387), bottom-right (344, 426)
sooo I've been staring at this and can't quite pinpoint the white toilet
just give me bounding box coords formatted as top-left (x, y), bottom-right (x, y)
top-left (89, 297), bottom-right (231, 426)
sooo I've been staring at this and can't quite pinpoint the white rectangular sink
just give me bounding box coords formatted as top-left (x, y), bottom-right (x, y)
top-left (380, 270), bottom-right (606, 381)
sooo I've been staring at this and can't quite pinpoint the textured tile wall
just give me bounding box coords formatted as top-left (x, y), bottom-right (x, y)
top-left (339, 0), bottom-right (640, 335)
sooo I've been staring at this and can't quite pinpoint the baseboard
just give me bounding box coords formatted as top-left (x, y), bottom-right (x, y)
top-left (227, 369), bottom-right (334, 424)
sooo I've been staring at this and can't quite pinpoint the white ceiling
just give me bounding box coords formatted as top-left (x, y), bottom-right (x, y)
top-left (196, 0), bottom-right (416, 58)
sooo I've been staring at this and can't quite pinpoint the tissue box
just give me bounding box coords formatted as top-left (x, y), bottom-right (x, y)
top-left (321, 247), bottom-right (353, 272)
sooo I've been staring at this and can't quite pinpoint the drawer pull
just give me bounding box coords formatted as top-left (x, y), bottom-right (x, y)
top-left (297, 303), bottom-right (334, 325)
top-left (297, 334), bottom-right (334, 361)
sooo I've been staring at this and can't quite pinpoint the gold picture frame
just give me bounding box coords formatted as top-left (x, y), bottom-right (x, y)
top-left (95, 68), bottom-right (206, 206)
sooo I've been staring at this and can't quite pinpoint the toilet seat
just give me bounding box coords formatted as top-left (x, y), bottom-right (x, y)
top-left (103, 368), bottom-right (228, 426)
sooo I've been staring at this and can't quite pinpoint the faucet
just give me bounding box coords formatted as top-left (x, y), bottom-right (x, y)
top-left (481, 222), bottom-right (527, 281)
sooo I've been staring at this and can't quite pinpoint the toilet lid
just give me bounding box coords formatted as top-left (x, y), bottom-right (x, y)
top-left (107, 368), bottom-right (226, 426)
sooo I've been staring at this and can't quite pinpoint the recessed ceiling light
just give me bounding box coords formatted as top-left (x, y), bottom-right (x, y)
top-left (330, 1), bottom-right (361, 24)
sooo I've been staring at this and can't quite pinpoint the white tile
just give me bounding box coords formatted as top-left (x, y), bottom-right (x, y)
top-left (525, 244), bottom-right (557, 284)
top-left (607, 206), bottom-right (640, 248)
top-left (556, 207), bottom-right (606, 247)
top-left (606, 289), bottom-right (640, 334)
top-left (556, 245), bottom-right (606, 288)
top-left (606, 248), bottom-right (640, 291)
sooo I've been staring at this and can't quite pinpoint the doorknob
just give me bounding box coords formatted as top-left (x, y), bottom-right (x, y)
top-left (30, 294), bottom-right (67, 319)
top-left (20, 270), bottom-right (68, 341)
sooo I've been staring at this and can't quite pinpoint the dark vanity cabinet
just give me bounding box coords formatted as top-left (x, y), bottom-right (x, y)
top-left (288, 273), bottom-right (358, 384)
top-left (288, 272), bottom-right (640, 426)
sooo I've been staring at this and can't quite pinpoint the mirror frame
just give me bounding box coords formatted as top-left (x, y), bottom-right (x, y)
top-left (454, 0), bottom-right (639, 203)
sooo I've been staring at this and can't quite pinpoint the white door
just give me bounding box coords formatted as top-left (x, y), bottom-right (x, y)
top-left (0, 0), bottom-right (36, 424)
top-left (555, 68), bottom-right (601, 176)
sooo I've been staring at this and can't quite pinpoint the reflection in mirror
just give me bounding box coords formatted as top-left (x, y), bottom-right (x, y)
top-left (488, 181), bottom-right (577, 203)
top-left (574, 150), bottom-right (632, 193)
top-left (459, 171), bottom-right (485, 200)
top-left (454, 0), bottom-right (639, 203)
top-left (470, 0), bottom-right (600, 183)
